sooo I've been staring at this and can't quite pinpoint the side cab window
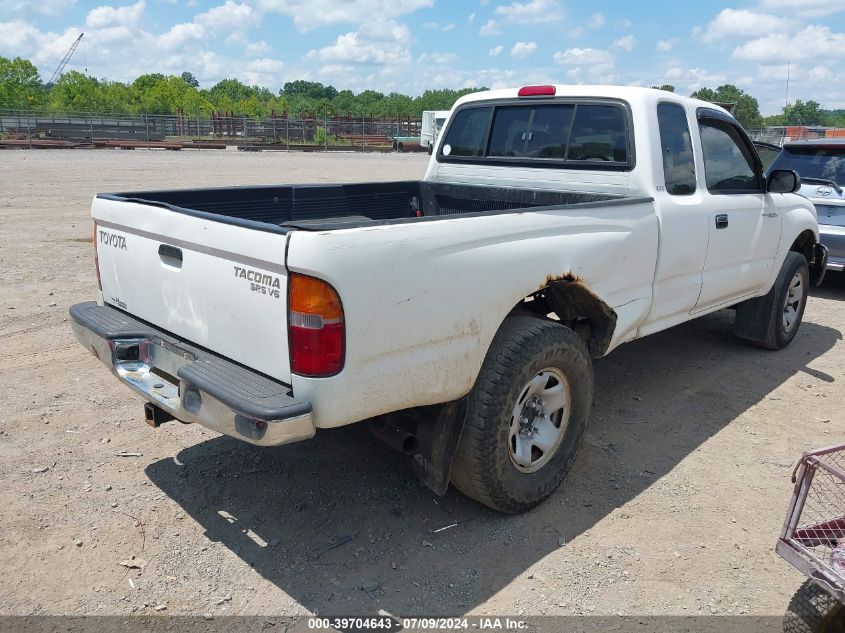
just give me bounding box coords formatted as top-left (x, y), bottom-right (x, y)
top-left (697, 114), bottom-right (764, 194)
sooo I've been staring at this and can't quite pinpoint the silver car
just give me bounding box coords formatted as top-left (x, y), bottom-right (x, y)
top-left (769, 139), bottom-right (845, 271)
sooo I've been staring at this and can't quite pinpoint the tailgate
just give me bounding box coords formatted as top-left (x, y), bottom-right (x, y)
top-left (92, 196), bottom-right (291, 383)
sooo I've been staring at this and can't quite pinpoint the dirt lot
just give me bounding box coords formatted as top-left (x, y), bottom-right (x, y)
top-left (1, 148), bottom-right (844, 619)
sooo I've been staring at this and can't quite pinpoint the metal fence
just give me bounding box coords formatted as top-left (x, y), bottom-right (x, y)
top-left (747, 127), bottom-right (845, 146)
top-left (0, 109), bottom-right (423, 151)
top-left (8, 109), bottom-right (843, 152)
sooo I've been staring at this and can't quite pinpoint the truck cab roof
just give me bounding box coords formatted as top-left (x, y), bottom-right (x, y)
top-left (453, 85), bottom-right (731, 118)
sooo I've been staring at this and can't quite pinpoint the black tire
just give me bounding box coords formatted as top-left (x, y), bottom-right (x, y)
top-left (784, 580), bottom-right (845, 633)
top-left (450, 316), bottom-right (593, 514)
top-left (735, 252), bottom-right (809, 350)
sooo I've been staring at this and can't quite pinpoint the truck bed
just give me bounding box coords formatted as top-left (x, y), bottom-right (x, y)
top-left (98, 181), bottom-right (626, 232)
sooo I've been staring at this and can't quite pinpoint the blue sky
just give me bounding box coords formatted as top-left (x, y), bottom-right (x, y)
top-left (3, 0), bottom-right (845, 114)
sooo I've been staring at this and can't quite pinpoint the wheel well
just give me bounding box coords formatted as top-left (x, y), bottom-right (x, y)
top-left (511, 273), bottom-right (617, 358)
top-left (791, 229), bottom-right (816, 265)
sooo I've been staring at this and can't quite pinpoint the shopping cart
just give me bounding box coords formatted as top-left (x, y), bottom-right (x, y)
top-left (778, 443), bottom-right (845, 632)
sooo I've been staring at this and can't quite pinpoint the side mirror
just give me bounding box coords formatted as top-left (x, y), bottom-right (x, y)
top-left (767, 169), bottom-right (801, 194)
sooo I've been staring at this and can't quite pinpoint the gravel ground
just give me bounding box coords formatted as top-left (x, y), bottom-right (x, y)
top-left (1, 148), bottom-right (844, 618)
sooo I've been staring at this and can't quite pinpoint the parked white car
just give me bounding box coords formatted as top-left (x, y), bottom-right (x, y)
top-left (71, 85), bottom-right (826, 513)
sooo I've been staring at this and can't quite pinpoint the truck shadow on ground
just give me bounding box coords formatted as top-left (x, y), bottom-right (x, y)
top-left (146, 311), bottom-right (840, 617)
top-left (812, 269), bottom-right (845, 300)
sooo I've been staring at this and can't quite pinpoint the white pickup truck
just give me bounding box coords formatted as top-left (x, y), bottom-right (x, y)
top-left (71, 85), bottom-right (827, 513)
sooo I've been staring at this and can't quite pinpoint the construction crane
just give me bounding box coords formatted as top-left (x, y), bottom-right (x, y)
top-left (46, 33), bottom-right (84, 87)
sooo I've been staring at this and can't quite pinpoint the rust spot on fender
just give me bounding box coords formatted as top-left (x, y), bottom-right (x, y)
top-left (538, 272), bottom-right (617, 358)
top-left (542, 272), bottom-right (582, 289)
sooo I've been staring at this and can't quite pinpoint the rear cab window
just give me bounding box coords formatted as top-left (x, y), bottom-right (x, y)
top-left (657, 102), bottom-right (696, 195)
top-left (438, 99), bottom-right (633, 170)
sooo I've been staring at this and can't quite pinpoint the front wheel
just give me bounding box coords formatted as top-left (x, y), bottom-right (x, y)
top-left (735, 251), bottom-right (809, 350)
top-left (450, 316), bottom-right (593, 514)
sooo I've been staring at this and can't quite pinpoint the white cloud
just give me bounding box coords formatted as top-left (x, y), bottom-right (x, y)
top-left (495, 0), bottom-right (565, 24)
top-left (306, 19), bottom-right (412, 65)
top-left (616, 17), bottom-right (631, 29)
top-left (658, 66), bottom-right (728, 92)
top-left (808, 65), bottom-right (834, 81)
top-left (510, 41), bottom-right (537, 58)
top-left (479, 19), bottom-right (501, 36)
top-left (656, 38), bottom-right (676, 52)
top-left (612, 35), bottom-right (635, 51)
top-left (245, 40), bottom-right (271, 55)
top-left (247, 57), bottom-right (284, 73)
top-left (0, 20), bottom-right (48, 55)
top-left (258, 0), bottom-right (434, 32)
top-left (158, 22), bottom-right (205, 51)
top-left (242, 56), bottom-right (285, 86)
top-left (156, 2), bottom-right (258, 52)
top-left (467, 12), bottom-right (476, 24)
top-left (7, 0), bottom-right (75, 16)
top-left (86, 1), bottom-right (145, 29)
top-left (588, 12), bottom-right (605, 28)
top-left (553, 46), bottom-right (616, 84)
top-left (195, 1), bottom-right (256, 32)
top-left (417, 52), bottom-right (458, 64)
top-left (553, 47), bottom-right (615, 66)
top-left (694, 9), bottom-right (791, 43)
top-left (732, 25), bottom-right (845, 61)
top-left (442, 22), bottom-right (456, 31)
top-left (488, 45), bottom-right (503, 56)
top-left (469, 66), bottom-right (553, 89)
top-left (758, 0), bottom-right (845, 16)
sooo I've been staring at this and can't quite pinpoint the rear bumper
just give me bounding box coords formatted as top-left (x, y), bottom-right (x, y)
top-left (69, 302), bottom-right (315, 447)
top-left (819, 224), bottom-right (845, 271)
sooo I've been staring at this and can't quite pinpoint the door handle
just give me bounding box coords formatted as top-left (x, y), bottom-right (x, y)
top-left (158, 244), bottom-right (183, 268)
top-left (715, 214), bottom-right (729, 229)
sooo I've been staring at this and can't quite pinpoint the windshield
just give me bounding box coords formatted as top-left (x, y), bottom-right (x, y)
top-left (769, 145), bottom-right (845, 185)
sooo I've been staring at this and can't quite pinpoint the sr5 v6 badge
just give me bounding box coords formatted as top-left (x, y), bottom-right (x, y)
top-left (234, 265), bottom-right (281, 299)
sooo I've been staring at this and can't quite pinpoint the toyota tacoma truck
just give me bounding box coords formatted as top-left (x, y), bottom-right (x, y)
top-left (70, 85), bottom-right (827, 513)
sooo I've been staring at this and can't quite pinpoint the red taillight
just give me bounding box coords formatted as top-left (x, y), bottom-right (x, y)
top-left (93, 222), bottom-right (102, 290)
top-left (518, 85), bottom-right (556, 97)
top-left (288, 273), bottom-right (344, 377)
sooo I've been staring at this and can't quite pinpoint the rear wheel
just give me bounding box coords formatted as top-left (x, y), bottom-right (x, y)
top-left (450, 316), bottom-right (593, 514)
top-left (784, 580), bottom-right (845, 633)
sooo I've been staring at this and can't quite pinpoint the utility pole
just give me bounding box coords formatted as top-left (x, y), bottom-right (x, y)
top-left (785, 61), bottom-right (791, 110)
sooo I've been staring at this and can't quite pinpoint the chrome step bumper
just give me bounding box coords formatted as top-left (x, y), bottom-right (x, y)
top-left (69, 302), bottom-right (315, 447)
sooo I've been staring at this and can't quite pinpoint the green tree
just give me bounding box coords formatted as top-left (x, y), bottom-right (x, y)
top-left (691, 84), bottom-right (764, 129)
top-left (0, 56), bottom-right (42, 108)
top-left (782, 99), bottom-right (825, 126)
top-left (131, 75), bottom-right (209, 114)
top-left (49, 71), bottom-right (105, 111)
top-left (650, 84), bottom-right (675, 92)
top-left (281, 80), bottom-right (335, 100)
top-left (180, 71), bottom-right (199, 88)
